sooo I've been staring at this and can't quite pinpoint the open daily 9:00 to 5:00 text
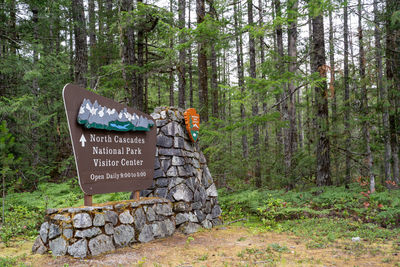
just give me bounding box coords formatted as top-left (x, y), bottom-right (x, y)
top-left (90, 171), bottom-right (147, 181)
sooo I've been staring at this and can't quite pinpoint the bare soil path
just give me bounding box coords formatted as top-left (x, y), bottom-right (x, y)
top-left (1, 225), bottom-right (399, 266)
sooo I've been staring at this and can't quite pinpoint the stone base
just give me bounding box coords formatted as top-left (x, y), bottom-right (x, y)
top-left (33, 198), bottom-right (182, 258)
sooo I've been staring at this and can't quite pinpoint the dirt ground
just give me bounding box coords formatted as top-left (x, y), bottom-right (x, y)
top-left (1, 225), bottom-right (399, 266)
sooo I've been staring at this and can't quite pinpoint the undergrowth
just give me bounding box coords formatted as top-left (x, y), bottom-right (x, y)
top-left (219, 183), bottom-right (400, 243)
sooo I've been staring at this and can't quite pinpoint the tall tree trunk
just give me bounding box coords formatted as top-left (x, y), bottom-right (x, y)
top-left (259, 0), bottom-right (269, 151)
top-left (169, 0), bottom-right (174, 107)
top-left (274, 0), bottom-right (284, 158)
top-left (311, 6), bottom-right (331, 186)
top-left (374, 0), bottom-right (391, 184)
top-left (248, 0), bottom-right (261, 187)
top-left (386, 0), bottom-right (400, 185)
top-left (329, 8), bottom-right (338, 183)
top-left (197, 0), bottom-right (208, 122)
top-left (287, 0), bottom-right (298, 175)
top-left (358, 0), bottom-right (375, 192)
top-left (89, 0), bottom-right (97, 89)
top-left (136, 0), bottom-right (144, 111)
top-left (343, 2), bottom-right (351, 187)
top-left (211, 43), bottom-right (218, 118)
top-left (234, 0), bottom-right (248, 159)
top-left (105, 0), bottom-right (113, 64)
top-left (72, 0), bottom-right (88, 88)
top-left (188, 0), bottom-right (194, 108)
top-left (119, 0), bottom-right (137, 108)
top-left (178, 0), bottom-right (186, 108)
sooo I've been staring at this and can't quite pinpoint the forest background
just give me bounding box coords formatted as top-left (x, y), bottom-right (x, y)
top-left (0, 0), bottom-right (400, 253)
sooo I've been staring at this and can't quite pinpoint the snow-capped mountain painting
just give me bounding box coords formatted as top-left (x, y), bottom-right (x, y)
top-left (77, 98), bottom-right (154, 132)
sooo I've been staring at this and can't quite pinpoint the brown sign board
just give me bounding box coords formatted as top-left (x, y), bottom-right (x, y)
top-left (62, 84), bottom-right (156, 195)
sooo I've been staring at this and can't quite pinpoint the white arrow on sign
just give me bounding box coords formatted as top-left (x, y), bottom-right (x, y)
top-left (80, 134), bottom-right (87, 147)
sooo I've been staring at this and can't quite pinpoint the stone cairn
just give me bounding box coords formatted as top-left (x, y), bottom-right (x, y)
top-left (144, 106), bottom-right (222, 231)
top-left (32, 106), bottom-right (222, 258)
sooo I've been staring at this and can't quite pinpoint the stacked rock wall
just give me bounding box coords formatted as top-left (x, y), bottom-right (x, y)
top-left (33, 106), bottom-right (222, 258)
top-left (32, 198), bottom-right (175, 257)
top-left (144, 107), bottom-right (222, 233)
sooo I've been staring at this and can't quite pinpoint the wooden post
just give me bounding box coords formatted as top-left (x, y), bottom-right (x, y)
top-left (134, 191), bottom-right (140, 200)
top-left (84, 194), bottom-right (92, 206)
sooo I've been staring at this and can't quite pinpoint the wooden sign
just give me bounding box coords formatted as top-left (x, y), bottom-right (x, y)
top-left (62, 84), bottom-right (156, 195)
top-left (184, 108), bottom-right (200, 142)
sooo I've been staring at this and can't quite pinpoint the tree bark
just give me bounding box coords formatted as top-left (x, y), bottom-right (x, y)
top-left (72, 0), bottom-right (88, 88)
top-left (178, 0), bottom-right (186, 108)
top-left (248, 0), bottom-right (261, 187)
top-left (287, 0), bottom-right (298, 174)
top-left (311, 7), bottom-right (331, 186)
top-left (197, 0), bottom-right (208, 122)
top-left (343, 2), bottom-right (351, 187)
top-left (358, 0), bottom-right (375, 192)
top-left (188, 0), bottom-right (194, 108)
top-left (89, 0), bottom-right (97, 89)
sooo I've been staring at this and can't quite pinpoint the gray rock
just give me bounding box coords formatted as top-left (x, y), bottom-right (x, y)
top-left (73, 213), bottom-right (92, 228)
top-left (185, 177), bottom-right (197, 192)
top-left (179, 222), bottom-right (200, 235)
top-left (212, 218), bottom-right (223, 226)
top-left (89, 234), bottom-right (115, 256)
top-left (119, 210), bottom-right (134, 224)
top-left (164, 219), bottom-right (175, 236)
top-left (184, 140), bottom-right (194, 151)
top-left (187, 212), bottom-right (199, 223)
top-left (134, 208), bottom-right (146, 231)
top-left (39, 222), bottom-right (49, 243)
top-left (154, 203), bottom-right (173, 216)
top-left (174, 201), bottom-right (191, 212)
top-left (211, 205), bottom-right (222, 218)
top-left (93, 213), bottom-right (106, 226)
top-left (157, 134), bottom-right (173, 148)
top-left (154, 168), bottom-right (165, 179)
top-left (193, 152), bottom-right (200, 159)
top-left (105, 210), bottom-right (118, 226)
top-left (161, 122), bottom-right (174, 136)
top-left (155, 178), bottom-right (169, 187)
top-left (168, 177), bottom-right (185, 189)
top-left (160, 110), bottom-right (167, 119)
top-left (154, 158), bottom-right (160, 169)
top-left (194, 187), bottom-right (207, 205)
top-left (32, 236), bottom-right (47, 254)
top-left (114, 225), bottom-right (135, 247)
top-left (206, 184), bottom-right (218, 197)
top-left (202, 219), bottom-right (212, 229)
top-left (167, 109), bottom-right (177, 121)
top-left (49, 237), bottom-right (67, 256)
top-left (175, 213), bottom-right (188, 225)
top-left (155, 188), bottom-right (168, 198)
top-left (140, 189), bottom-right (153, 197)
top-left (205, 201), bottom-right (212, 213)
top-left (151, 222), bottom-right (164, 238)
top-left (206, 214), bottom-right (213, 220)
top-left (160, 158), bottom-right (171, 172)
top-left (75, 227), bottom-right (101, 238)
top-left (178, 166), bottom-right (193, 177)
top-left (199, 152), bottom-right (207, 164)
top-left (166, 166), bottom-right (177, 177)
top-left (138, 224), bottom-right (154, 243)
top-left (67, 239), bottom-right (87, 258)
top-left (192, 158), bottom-right (200, 168)
top-left (183, 151), bottom-right (194, 158)
top-left (151, 113), bottom-right (161, 120)
top-left (156, 119), bottom-right (168, 127)
top-left (63, 228), bottom-right (73, 240)
top-left (172, 156), bottom-right (185, 166)
top-left (172, 183), bottom-right (193, 202)
top-left (53, 214), bottom-right (70, 222)
top-left (191, 202), bottom-right (202, 210)
top-left (159, 148), bottom-right (182, 156)
top-left (46, 208), bottom-right (58, 215)
top-left (174, 137), bottom-right (184, 148)
top-left (195, 210), bottom-right (206, 222)
top-left (146, 207), bottom-right (156, 222)
top-left (115, 203), bottom-right (130, 211)
top-left (202, 166), bottom-right (214, 188)
top-left (104, 223), bottom-right (114, 235)
top-left (48, 223), bottom-right (61, 240)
